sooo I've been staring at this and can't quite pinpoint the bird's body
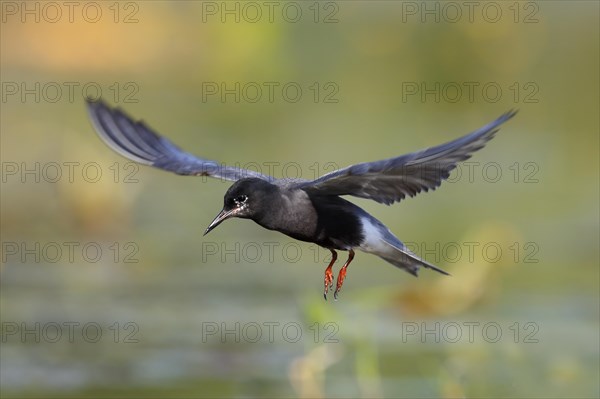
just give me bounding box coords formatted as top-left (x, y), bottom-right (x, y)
top-left (231, 178), bottom-right (446, 275)
top-left (86, 99), bottom-right (516, 299)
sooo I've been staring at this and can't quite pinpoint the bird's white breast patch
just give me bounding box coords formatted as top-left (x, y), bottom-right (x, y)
top-left (358, 216), bottom-right (392, 255)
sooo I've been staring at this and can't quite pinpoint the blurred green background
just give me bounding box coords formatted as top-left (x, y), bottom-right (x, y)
top-left (1, 1), bottom-right (598, 398)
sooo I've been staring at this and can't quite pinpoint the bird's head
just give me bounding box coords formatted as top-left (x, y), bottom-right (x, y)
top-left (204, 178), bottom-right (277, 235)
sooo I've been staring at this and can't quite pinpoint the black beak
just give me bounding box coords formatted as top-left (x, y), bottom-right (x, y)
top-left (204, 208), bottom-right (237, 236)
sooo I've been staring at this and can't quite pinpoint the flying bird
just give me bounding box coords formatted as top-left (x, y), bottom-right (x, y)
top-left (86, 99), bottom-right (516, 299)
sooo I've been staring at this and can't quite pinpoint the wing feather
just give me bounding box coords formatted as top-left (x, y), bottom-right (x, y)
top-left (86, 99), bottom-right (273, 182)
top-left (297, 111), bottom-right (516, 204)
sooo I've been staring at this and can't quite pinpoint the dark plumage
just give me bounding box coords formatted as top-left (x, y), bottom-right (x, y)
top-left (86, 98), bottom-right (516, 299)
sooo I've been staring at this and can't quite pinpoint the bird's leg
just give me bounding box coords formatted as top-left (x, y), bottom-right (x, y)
top-left (323, 249), bottom-right (338, 300)
top-left (334, 249), bottom-right (355, 300)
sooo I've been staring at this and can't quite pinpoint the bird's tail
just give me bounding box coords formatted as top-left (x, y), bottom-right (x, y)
top-left (379, 239), bottom-right (450, 277)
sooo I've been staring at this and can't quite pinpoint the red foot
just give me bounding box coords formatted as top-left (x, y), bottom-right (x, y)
top-left (323, 250), bottom-right (337, 300)
top-left (334, 249), bottom-right (355, 300)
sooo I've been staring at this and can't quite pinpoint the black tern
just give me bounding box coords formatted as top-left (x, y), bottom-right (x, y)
top-left (86, 99), bottom-right (516, 299)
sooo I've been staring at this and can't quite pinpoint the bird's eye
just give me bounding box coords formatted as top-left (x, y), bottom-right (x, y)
top-left (235, 195), bottom-right (248, 204)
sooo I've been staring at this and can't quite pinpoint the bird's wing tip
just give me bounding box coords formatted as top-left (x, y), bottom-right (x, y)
top-left (503, 108), bottom-right (519, 121)
top-left (85, 96), bottom-right (103, 106)
top-left (85, 97), bottom-right (108, 116)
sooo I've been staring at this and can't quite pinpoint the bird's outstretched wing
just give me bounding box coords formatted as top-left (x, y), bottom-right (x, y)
top-left (86, 99), bottom-right (273, 182)
top-left (296, 111), bottom-right (517, 205)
